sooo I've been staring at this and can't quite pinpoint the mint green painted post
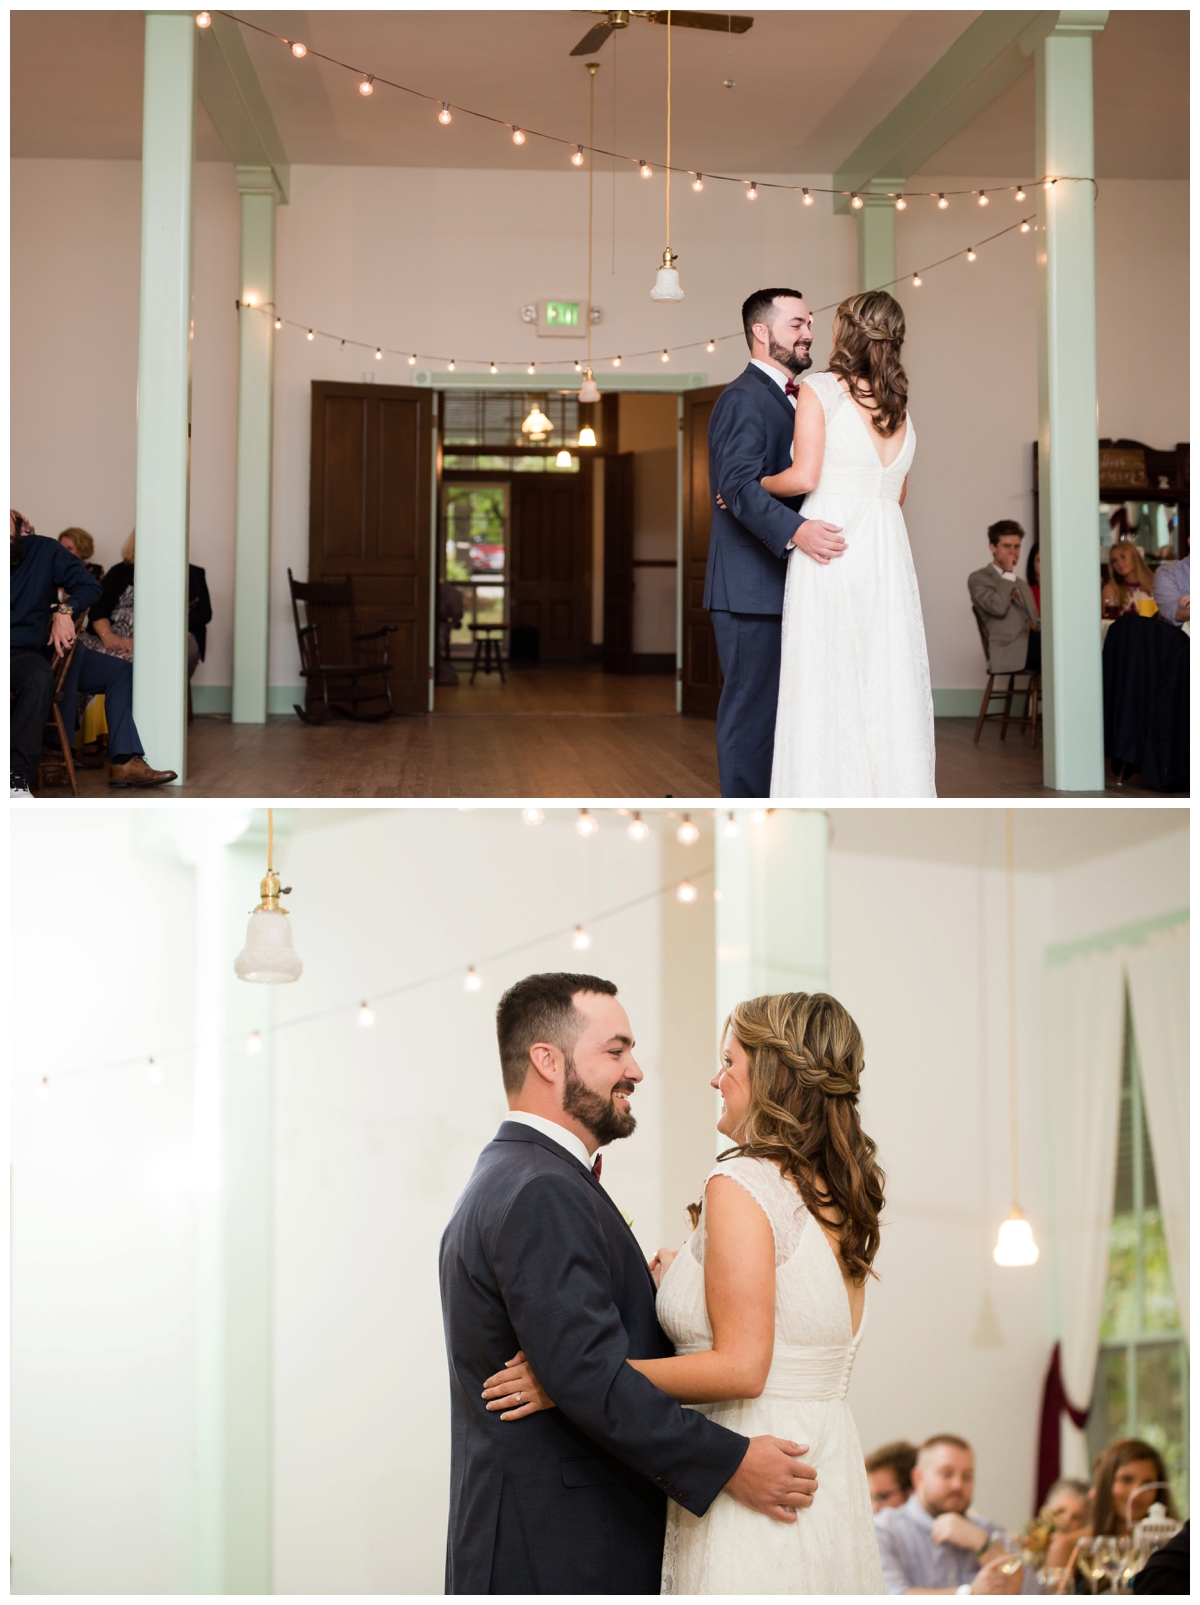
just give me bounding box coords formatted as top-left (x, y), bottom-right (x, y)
top-left (232, 167), bottom-right (277, 725)
top-left (859, 181), bottom-right (900, 293)
top-left (715, 810), bottom-right (828, 1030)
top-left (134, 12), bottom-right (196, 782)
top-left (1023, 11), bottom-right (1108, 791)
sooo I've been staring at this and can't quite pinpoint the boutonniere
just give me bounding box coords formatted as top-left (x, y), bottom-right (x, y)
top-left (620, 1207), bottom-right (634, 1228)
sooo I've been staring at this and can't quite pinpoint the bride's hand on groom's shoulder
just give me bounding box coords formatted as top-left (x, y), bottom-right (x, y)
top-left (482, 1350), bottom-right (556, 1420)
top-left (647, 1247), bottom-right (679, 1288)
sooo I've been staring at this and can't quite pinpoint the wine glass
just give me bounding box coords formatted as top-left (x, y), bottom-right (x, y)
top-left (1099, 1538), bottom-right (1126, 1593)
top-left (1117, 1546), bottom-right (1148, 1593)
top-left (1077, 1538), bottom-right (1113, 1595)
top-left (990, 1531), bottom-right (1024, 1579)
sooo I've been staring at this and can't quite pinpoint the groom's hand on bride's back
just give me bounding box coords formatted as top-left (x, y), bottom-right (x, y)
top-left (790, 521), bottom-right (846, 564)
top-left (725, 1436), bottom-right (818, 1523)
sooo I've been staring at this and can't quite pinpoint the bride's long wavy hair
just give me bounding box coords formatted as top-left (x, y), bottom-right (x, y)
top-left (827, 289), bottom-right (908, 439)
top-left (708, 992), bottom-right (886, 1285)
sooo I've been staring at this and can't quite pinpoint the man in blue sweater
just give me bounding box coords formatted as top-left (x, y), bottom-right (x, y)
top-left (10, 511), bottom-right (177, 796)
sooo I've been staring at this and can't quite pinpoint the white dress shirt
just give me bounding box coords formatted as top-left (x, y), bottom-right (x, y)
top-left (992, 563), bottom-right (1017, 583)
top-left (750, 358), bottom-right (797, 407)
top-left (505, 1110), bottom-right (596, 1170)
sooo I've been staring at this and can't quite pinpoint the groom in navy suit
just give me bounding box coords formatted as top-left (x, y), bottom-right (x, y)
top-left (705, 288), bottom-right (846, 797)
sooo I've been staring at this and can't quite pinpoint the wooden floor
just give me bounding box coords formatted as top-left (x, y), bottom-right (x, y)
top-left (51, 667), bottom-right (1180, 800)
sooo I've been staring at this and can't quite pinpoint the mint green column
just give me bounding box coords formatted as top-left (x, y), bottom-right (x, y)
top-left (232, 167), bottom-right (277, 725)
top-left (133, 11), bottom-right (196, 782)
top-left (859, 181), bottom-right (900, 293)
top-left (1027, 12), bottom-right (1107, 792)
top-left (715, 809), bottom-right (828, 1031)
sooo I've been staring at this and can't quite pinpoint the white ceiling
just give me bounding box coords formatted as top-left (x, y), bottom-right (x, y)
top-left (827, 807), bottom-right (1188, 872)
top-left (10, 10), bottom-right (1188, 179)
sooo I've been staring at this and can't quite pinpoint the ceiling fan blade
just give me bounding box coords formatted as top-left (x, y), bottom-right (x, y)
top-left (641, 11), bottom-right (753, 34)
top-left (571, 21), bottom-right (618, 54)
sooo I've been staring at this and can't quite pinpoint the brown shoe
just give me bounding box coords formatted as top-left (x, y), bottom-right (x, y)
top-left (108, 756), bottom-right (179, 789)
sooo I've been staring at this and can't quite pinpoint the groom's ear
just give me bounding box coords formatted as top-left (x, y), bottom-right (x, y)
top-left (527, 1041), bottom-right (562, 1085)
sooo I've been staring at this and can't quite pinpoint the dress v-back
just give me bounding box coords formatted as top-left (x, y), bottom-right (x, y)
top-left (771, 370), bottom-right (936, 798)
top-left (656, 1156), bottom-right (884, 1595)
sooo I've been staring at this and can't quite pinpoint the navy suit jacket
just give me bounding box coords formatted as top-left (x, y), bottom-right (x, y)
top-left (439, 1121), bottom-right (747, 1594)
top-left (703, 363), bottom-right (807, 615)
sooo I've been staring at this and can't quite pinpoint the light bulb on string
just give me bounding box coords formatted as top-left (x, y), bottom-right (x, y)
top-left (750, 809), bottom-right (768, 825)
top-left (802, 188), bottom-right (813, 205)
top-left (290, 39), bottom-right (306, 56)
top-left (464, 966), bottom-right (482, 992)
top-left (574, 361), bottom-right (582, 374)
top-left (627, 812), bottom-right (650, 842)
top-left (894, 195), bottom-right (907, 211)
top-left (522, 808), bottom-right (545, 825)
top-left (447, 360), bottom-right (456, 372)
top-left (375, 348), bottom-right (383, 360)
top-left (576, 809), bottom-right (599, 838)
top-left (571, 145), bottom-right (585, 166)
top-left (706, 339), bottom-right (716, 353)
top-left (640, 160), bottom-right (652, 178)
top-left (1044, 177), bottom-right (1056, 189)
top-left (274, 317), bottom-right (282, 329)
top-left (247, 1031), bottom-right (263, 1055)
top-left (511, 127), bottom-right (525, 145)
top-left (661, 350), bottom-right (670, 363)
top-left (850, 192), bottom-right (863, 209)
top-left (1015, 186), bottom-right (1026, 201)
top-left (612, 356), bottom-right (621, 368)
top-left (306, 329), bottom-right (314, 340)
top-left (148, 1057), bottom-right (162, 1084)
top-left (747, 182), bottom-right (757, 201)
top-left (38, 1077), bottom-right (52, 1100)
top-left (978, 190), bottom-right (989, 206)
top-left (912, 274), bottom-right (922, 286)
top-left (244, 293), bottom-right (257, 307)
top-left (723, 812), bottom-right (739, 839)
top-left (571, 925), bottom-right (591, 951)
top-left (692, 174), bottom-right (704, 191)
top-left (676, 880), bottom-right (698, 904)
top-left (196, 10), bottom-right (212, 25)
top-left (489, 362), bottom-right (498, 374)
top-left (937, 193), bottom-right (948, 209)
top-left (438, 102), bottom-right (452, 124)
top-left (359, 76), bottom-right (374, 96)
top-left (358, 1002), bottom-right (375, 1028)
top-left (966, 248), bottom-right (976, 262)
top-left (1020, 221), bottom-right (1031, 233)
top-left (676, 814), bottom-right (700, 846)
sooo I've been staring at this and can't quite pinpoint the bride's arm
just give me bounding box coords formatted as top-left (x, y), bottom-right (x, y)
top-left (760, 384), bottom-right (825, 498)
top-left (626, 1175), bottom-right (775, 1403)
top-left (900, 474), bottom-right (908, 508)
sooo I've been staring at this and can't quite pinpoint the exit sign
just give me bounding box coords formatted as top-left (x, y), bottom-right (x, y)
top-left (537, 299), bottom-right (593, 338)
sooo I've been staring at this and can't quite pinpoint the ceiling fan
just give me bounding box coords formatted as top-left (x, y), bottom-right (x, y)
top-left (569, 10), bottom-right (753, 56)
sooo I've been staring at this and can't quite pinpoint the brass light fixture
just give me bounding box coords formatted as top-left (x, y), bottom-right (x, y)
top-left (579, 62), bottom-right (602, 408)
top-left (650, 14), bottom-right (684, 301)
top-left (234, 809), bottom-right (303, 984)
top-left (993, 809), bottom-right (1038, 1266)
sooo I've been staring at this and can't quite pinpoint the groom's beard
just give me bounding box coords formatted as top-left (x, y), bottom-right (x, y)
top-left (562, 1055), bottom-right (637, 1146)
top-left (768, 333), bottom-right (813, 376)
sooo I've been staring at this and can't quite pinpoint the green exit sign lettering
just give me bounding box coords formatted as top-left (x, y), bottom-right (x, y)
top-left (537, 299), bottom-right (591, 338)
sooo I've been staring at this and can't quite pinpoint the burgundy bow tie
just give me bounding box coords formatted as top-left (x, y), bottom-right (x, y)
top-left (784, 379), bottom-right (800, 397)
top-left (592, 1153), bottom-right (602, 1180)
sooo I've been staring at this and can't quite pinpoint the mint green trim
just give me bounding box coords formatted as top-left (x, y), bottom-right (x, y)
top-left (190, 686), bottom-right (305, 716)
top-left (858, 184), bottom-right (899, 291)
top-left (197, 11), bottom-right (289, 201)
top-left (1045, 908), bottom-right (1188, 969)
top-left (932, 687), bottom-right (989, 717)
top-left (412, 370), bottom-right (709, 393)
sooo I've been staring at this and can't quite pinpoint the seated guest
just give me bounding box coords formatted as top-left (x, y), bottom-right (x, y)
top-left (57, 527), bottom-right (104, 582)
top-left (1025, 541), bottom-right (1040, 615)
top-left (867, 1441), bottom-right (919, 1513)
top-left (1039, 1476), bottom-right (1090, 1569)
top-left (10, 510), bottom-right (101, 798)
top-left (1131, 1520), bottom-right (1189, 1595)
top-left (1089, 1439), bottom-right (1176, 1541)
top-left (88, 529), bottom-right (211, 679)
top-left (1152, 541), bottom-right (1189, 626)
top-left (1102, 539), bottom-right (1156, 619)
top-left (875, 1433), bottom-right (1034, 1595)
top-left (968, 521), bottom-right (1041, 676)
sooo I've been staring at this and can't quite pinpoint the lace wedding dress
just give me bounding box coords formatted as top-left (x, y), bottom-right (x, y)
top-left (657, 1156), bottom-right (884, 1595)
top-left (771, 370), bottom-right (936, 797)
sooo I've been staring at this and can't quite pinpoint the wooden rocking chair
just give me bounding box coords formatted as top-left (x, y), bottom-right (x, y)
top-left (287, 569), bottom-right (397, 724)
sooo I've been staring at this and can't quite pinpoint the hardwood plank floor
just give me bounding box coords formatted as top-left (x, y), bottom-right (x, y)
top-left (47, 668), bottom-right (1181, 800)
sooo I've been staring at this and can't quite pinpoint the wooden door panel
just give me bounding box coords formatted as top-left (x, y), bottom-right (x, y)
top-left (510, 471), bottom-right (591, 661)
top-left (603, 453), bottom-right (635, 674)
top-left (309, 380), bottom-right (432, 714)
top-left (681, 385), bottom-right (727, 717)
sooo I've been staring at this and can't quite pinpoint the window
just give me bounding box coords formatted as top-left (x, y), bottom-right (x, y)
top-left (443, 391), bottom-right (581, 449)
top-left (1088, 994), bottom-right (1189, 1513)
top-left (441, 484), bottom-right (508, 652)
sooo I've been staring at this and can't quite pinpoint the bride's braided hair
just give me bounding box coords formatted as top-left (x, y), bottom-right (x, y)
top-left (827, 289), bottom-right (908, 439)
top-left (717, 992), bottom-right (886, 1285)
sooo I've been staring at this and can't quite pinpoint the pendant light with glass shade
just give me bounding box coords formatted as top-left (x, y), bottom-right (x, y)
top-left (234, 808), bottom-right (303, 984)
top-left (993, 809), bottom-right (1038, 1266)
top-left (650, 15), bottom-right (684, 301)
top-left (578, 61), bottom-right (602, 421)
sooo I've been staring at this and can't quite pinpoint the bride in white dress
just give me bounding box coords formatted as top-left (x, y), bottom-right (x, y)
top-left (764, 290), bottom-right (936, 798)
top-left (488, 991), bottom-right (886, 1595)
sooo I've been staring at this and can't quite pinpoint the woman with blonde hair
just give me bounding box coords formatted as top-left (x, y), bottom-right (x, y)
top-left (485, 992), bottom-right (887, 1594)
top-left (1102, 539), bottom-right (1156, 618)
top-left (761, 290), bottom-right (935, 797)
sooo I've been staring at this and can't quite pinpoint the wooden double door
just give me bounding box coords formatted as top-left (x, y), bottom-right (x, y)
top-left (309, 381), bottom-right (433, 713)
top-left (508, 470), bottom-right (592, 661)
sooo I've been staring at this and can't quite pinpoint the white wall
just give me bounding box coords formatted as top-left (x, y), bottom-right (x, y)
top-left (12, 160), bottom-right (1186, 699)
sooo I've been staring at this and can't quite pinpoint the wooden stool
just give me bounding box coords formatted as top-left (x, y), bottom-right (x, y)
top-left (470, 625), bottom-right (507, 685)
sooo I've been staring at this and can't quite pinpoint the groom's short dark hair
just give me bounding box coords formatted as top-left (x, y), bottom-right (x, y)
top-left (496, 972), bottom-right (619, 1095)
top-left (742, 287), bottom-right (805, 351)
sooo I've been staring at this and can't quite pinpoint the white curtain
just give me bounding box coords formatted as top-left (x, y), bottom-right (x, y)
top-left (1125, 928), bottom-right (1190, 1337)
top-left (1046, 948), bottom-right (1126, 1433)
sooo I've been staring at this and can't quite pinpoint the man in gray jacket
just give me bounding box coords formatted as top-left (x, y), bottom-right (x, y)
top-left (968, 520), bottom-right (1040, 674)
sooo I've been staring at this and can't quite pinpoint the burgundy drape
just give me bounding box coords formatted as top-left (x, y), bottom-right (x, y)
top-left (1035, 1341), bottom-right (1092, 1512)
